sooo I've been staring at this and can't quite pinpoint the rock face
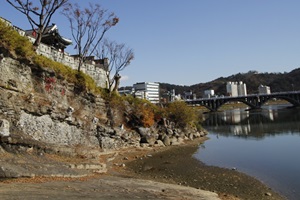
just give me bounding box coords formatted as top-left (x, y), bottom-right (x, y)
top-left (0, 119), bottom-right (10, 137)
top-left (0, 54), bottom-right (210, 181)
top-left (0, 56), bottom-right (123, 152)
top-left (0, 57), bottom-right (33, 93)
top-left (0, 55), bottom-right (207, 156)
top-left (18, 111), bottom-right (98, 146)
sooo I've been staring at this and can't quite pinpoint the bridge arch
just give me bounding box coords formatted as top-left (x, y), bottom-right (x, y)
top-left (213, 98), bottom-right (260, 111)
top-left (267, 96), bottom-right (300, 107)
top-left (185, 91), bottom-right (300, 112)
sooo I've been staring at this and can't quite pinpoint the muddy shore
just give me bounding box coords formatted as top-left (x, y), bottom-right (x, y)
top-left (112, 137), bottom-right (285, 200)
top-left (0, 137), bottom-right (285, 200)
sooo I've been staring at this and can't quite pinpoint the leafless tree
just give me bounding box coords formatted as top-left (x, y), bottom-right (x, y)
top-left (62, 3), bottom-right (119, 71)
top-left (97, 39), bottom-right (134, 92)
top-left (6, 0), bottom-right (68, 48)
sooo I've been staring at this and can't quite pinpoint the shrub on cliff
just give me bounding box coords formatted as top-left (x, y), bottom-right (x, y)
top-left (166, 100), bottom-right (199, 129)
top-left (102, 92), bottom-right (202, 130)
top-left (124, 95), bottom-right (160, 127)
top-left (0, 20), bottom-right (101, 94)
top-left (0, 20), bottom-right (35, 59)
top-left (33, 55), bottom-right (100, 94)
top-left (102, 92), bottom-right (158, 128)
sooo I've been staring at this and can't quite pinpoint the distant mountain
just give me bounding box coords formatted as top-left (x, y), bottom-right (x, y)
top-left (159, 69), bottom-right (300, 98)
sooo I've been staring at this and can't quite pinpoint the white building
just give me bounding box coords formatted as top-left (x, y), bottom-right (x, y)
top-left (258, 85), bottom-right (271, 94)
top-left (226, 82), bottom-right (238, 97)
top-left (237, 81), bottom-right (247, 96)
top-left (226, 81), bottom-right (247, 97)
top-left (204, 90), bottom-right (215, 98)
top-left (133, 82), bottom-right (160, 104)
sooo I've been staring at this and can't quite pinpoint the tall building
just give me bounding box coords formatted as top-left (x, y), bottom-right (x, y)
top-left (237, 81), bottom-right (247, 96)
top-left (204, 90), bottom-right (215, 98)
top-left (183, 91), bottom-right (196, 100)
top-left (226, 82), bottom-right (238, 97)
top-left (226, 81), bottom-right (247, 97)
top-left (133, 82), bottom-right (160, 104)
top-left (258, 85), bottom-right (271, 94)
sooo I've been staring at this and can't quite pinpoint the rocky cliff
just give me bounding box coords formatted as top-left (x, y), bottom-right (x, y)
top-left (0, 55), bottom-right (141, 151)
top-left (0, 54), bottom-right (206, 178)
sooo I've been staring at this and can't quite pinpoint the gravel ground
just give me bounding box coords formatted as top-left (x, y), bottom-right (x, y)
top-left (119, 138), bottom-right (285, 200)
top-left (0, 137), bottom-right (286, 200)
top-left (0, 175), bottom-right (220, 200)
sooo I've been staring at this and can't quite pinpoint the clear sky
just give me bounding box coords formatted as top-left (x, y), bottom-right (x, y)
top-left (2, 0), bottom-right (300, 86)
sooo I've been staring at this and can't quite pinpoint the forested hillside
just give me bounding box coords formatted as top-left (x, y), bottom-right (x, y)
top-left (160, 69), bottom-right (300, 98)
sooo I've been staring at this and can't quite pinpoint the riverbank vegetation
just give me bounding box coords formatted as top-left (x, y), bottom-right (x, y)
top-left (101, 88), bottom-right (203, 130)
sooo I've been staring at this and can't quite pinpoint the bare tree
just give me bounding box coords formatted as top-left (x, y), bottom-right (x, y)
top-left (62, 3), bottom-right (119, 72)
top-left (6, 0), bottom-right (68, 48)
top-left (97, 39), bottom-right (134, 92)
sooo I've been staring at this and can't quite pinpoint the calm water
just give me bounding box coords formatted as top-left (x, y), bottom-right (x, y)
top-left (194, 104), bottom-right (300, 200)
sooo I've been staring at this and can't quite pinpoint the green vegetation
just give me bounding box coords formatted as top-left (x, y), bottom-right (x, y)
top-left (102, 91), bottom-right (158, 127)
top-left (166, 101), bottom-right (201, 129)
top-left (125, 95), bottom-right (156, 127)
top-left (104, 90), bottom-right (202, 129)
top-left (0, 19), bottom-right (100, 94)
top-left (34, 55), bottom-right (100, 93)
top-left (0, 20), bottom-right (35, 59)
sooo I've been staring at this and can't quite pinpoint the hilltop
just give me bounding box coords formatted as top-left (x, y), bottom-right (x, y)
top-left (160, 69), bottom-right (300, 98)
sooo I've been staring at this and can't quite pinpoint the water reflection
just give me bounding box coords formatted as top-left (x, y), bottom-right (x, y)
top-left (202, 105), bottom-right (300, 138)
top-left (198, 104), bottom-right (300, 199)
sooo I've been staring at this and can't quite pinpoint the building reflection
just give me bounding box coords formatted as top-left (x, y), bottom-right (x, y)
top-left (203, 105), bottom-right (300, 138)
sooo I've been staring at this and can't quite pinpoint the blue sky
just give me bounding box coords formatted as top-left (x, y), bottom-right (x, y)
top-left (2, 0), bottom-right (300, 86)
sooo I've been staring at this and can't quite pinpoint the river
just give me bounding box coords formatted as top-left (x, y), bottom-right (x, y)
top-left (195, 104), bottom-right (300, 200)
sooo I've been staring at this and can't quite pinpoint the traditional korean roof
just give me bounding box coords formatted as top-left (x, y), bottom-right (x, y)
top-left (26, 24), bottom-right (72, 50)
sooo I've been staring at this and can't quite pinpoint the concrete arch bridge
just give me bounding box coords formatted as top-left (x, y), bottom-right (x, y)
top-left (185, 91), bottom-right (300, 112)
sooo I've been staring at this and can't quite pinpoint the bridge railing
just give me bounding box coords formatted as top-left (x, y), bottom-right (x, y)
top-left (185, 90), bottom-right (300, 102)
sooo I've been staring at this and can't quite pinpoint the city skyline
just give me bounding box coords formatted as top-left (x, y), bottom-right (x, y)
top-left (1, 0), bottom-right (300, 86)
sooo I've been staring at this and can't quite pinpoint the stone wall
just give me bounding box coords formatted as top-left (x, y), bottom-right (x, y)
top-left (1, 17), bottom-right (108, 88)
top-left (28, 37), bottom-right (108, 88)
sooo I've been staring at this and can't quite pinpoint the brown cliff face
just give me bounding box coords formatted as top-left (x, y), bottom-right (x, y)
top-left (0, 56), bottom-right (110, 148)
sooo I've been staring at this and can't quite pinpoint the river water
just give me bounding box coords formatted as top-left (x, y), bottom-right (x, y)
top-left (194, 104), bottom-right (300, 200)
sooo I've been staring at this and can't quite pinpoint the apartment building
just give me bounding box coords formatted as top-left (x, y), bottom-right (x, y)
top-left (258, 85), bottom-right (271, 94)
top-left (226, 81), bottom-right (247, 97)
top-left (204, 89), bottom-right (215, 98)
top-left (133, 82), bottom-right (160, 104)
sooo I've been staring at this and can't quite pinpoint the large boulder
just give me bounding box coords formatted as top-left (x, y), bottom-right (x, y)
top-left (137, 127), bottom-right (151, 137)
top-left (163, 135), bottom-right (171, 146)
top-left (143, 134), bottom-right (157, 145)
top-left (0, 119), bottom-right (10, 137)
